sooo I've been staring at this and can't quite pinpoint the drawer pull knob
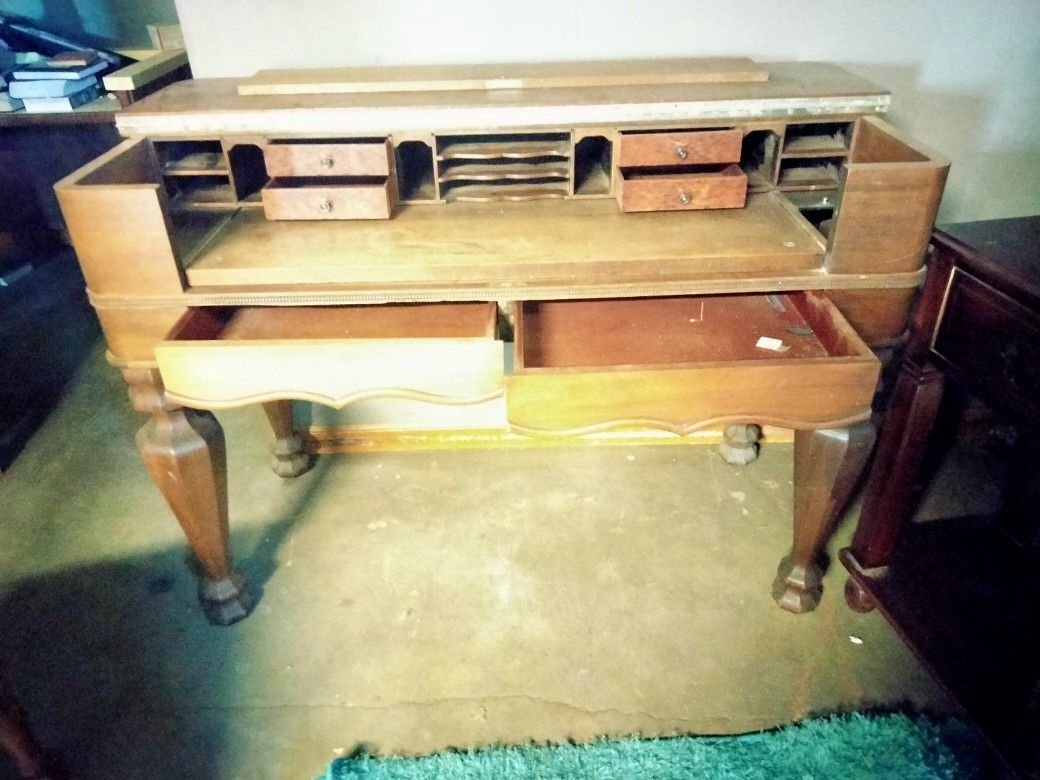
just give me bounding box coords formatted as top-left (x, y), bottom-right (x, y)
top-left (676, 146), bottom-right (689, 160)
top-left (320, 156), bottom-right (335, 168)
top-left (317, 199), bottom-right (333, 213)
top-left (678, 191), bottom-right (691, 205)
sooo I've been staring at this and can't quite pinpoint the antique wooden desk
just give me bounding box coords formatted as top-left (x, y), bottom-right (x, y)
top-left (54, 59), bottom-right (948, 625)
top-left (842, 217), bottom-right (1040, 776)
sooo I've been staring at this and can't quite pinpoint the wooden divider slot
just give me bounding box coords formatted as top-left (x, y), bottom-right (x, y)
top-left (436, 133), bottom-right (572, 202)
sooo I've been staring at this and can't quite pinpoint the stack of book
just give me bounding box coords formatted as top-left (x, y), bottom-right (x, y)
top-left (8, 50), bottom-right (107, 112)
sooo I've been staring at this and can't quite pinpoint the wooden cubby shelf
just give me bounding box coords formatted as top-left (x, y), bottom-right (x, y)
top-left (781, 122), bottom-right (853, 157)
top-left (437, 133), bottom-right (571, 202)
top-left (155, 140), bottom-right (229, 176)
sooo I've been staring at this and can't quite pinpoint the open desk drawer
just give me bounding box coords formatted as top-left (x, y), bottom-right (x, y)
top-left (506, 292), bottom-right (879, 434)
top-left (155, 303), bottom-right (502, 409)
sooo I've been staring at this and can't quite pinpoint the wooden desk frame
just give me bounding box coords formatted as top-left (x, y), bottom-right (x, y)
top-left (54, 60), bottom-right (949, 625)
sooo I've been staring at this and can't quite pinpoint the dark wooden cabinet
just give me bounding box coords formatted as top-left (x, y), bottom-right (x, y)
top-left (842, 216), bottom-right (1040, 778)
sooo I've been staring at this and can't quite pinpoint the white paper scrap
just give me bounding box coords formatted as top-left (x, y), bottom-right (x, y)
top-left (755, 336), bottom-right (790, 352)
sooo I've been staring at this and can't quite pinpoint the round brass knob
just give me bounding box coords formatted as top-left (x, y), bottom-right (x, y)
top-left (317, 199), bottom-right (333, 213)
top-left (678, 191), bottom-right (691, 205)
top-left (676, 146), bottom-right (689, 160)
top-left (320, 156), bottom-right (335, 168)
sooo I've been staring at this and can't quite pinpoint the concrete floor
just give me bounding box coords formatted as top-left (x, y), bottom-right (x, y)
top-left (0, 254), bottom-right (957, 779)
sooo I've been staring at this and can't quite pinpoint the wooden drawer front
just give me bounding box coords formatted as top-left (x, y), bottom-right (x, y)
top-left (618, 165), bottom-right (747, 213)
top-left (619, 129), bottom-right (741, 168)
top-left (261, 177), bottom-right (395, 220)
top-left (155, 303), bottom-right (503, 409)
top-left (933, 269), bottom-right (1040, 420)
top-left (263, 140), bottom-right (392, 177)
top-left (506, 293), bottom-right (879, 434)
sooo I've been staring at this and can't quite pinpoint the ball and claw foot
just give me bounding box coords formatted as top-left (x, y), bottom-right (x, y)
top-left (772, 554), bottom-right (823, 613)
top-left (270, 432), bottom-right (314, 479)
top-left (198, 573), bottom-right (255, 626)
top-left (719, 424), bottom-right (762, 465)
top-left (843, 576), bottom-right (877, 613)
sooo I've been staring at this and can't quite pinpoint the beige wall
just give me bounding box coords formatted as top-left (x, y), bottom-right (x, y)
top-left (173, 0), bottom-right (1040, 223)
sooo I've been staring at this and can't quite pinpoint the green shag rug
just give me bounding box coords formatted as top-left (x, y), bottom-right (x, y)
top-left (324, 712), bottom-right (987, 780)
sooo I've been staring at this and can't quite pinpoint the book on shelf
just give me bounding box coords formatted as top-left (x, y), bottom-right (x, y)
top-left (0, 92), bottom-right (24, 113)
top-left (21, 84), bottom-right (101, 113)
top-left (11, 58), bottom-right (107, 81)
top-left (8, 75), bottom-right (98, 99)
top-left (47, 50), bottom-right (99, 68)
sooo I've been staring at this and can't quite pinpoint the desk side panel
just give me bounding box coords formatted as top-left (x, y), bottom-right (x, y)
top-left (55, 138), bottom-right (186, 296)
top-left (93, 303), bottom-right (188, 364)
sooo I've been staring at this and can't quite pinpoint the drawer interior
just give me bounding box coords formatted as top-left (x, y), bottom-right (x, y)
top-left (516, 293), bottom-right (867, 371)
top-left (620, 163), bottom-right (744, 182)
top-left (264, 176), bottom-right (390, 190)
top-left (169, 303), bottom-right (497, 342)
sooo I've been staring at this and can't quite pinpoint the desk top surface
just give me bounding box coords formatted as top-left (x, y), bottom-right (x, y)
top-left (181, 192), bottom-right (826, 299)
top-left (116, 62), bottom-right (889, 136)
top-left (937, 217), bottom-right (1040, 306)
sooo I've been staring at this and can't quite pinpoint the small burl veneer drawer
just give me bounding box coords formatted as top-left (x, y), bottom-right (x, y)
top-left (263, 140), bottom-right (392, 177)
top-left (618, 164), bottom-right (747, 213)
top-left (506, 292), bottom-right (879, 433)
top-left (933, 269), bottom-right (1040, 419)
top-left (155, 303), bottom-right (503, 409)
top-left (261, 177), bottom-right (396, 220)
top-left (618, 129), bottom-right (742, 168)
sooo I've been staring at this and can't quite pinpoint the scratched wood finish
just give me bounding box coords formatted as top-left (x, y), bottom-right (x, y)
top-left (113, 63), bottom-right (888, 140)
top-left (188, 192), bottom-right (815, 287)
top-left (506, 292), bottom-right (879, 433)
top-left (263, 140), bottom-right (392, 177)
top-left (618, 129), bottom-right (742, 167)
top-left (618, 165), bottom-right (748, 213)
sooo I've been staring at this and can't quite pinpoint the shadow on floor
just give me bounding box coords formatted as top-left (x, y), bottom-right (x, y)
top-left (0, 532), bottom-right (275, 780)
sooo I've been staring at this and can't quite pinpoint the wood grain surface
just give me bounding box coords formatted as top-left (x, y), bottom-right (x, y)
top-left (237, 58), bottom-right (771, 96)
top-left (184, 192), bottom-right (823, 287)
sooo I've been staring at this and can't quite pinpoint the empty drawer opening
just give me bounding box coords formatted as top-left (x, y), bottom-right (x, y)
top-left (516, 294), bottom-right (863, 371)
top-left (621, 163), bottom-right (740, 180)
top-left (394, 140), bottom-right (435, 201)
top-left (573, 135), bottom-right (612, 195)
top-left (169, 304), bottom-right (498, 342)
top-left (265, 176), bottom-right (388, 189)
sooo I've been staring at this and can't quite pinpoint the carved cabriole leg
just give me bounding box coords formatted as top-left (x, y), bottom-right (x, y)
top-left (262, 400), bottom-right (314, 478)
top-left (773, 421), bottom-right (876, 613)
top-left (843, 575), bottom-right (878, 614)
top-left (0, 685), bottom-right (47, 779)
top-left (719, 423), bottom-right (762, 465)
top-left (123, 368), bottom-right (254, 626)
